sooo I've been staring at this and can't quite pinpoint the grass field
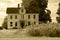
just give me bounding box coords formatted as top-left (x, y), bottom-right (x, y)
top-left (0, 23), bottom-right (60, 40)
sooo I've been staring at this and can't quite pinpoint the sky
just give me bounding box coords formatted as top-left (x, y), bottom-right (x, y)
top-left (47, 0), bottom-right (60, 23)
top-left (0, 0), bottom-right (60, 26)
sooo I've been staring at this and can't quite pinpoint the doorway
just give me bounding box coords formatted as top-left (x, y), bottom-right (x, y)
top-left (20, 21), bottom-right (25, 28)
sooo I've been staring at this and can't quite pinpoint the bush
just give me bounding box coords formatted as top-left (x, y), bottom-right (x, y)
top-left (54, 28), bottom-right (60, 37)
top-left (27, 23), bottom-right (60, 37)
top-left (27, 27), bottom-right (42, 36)
top-left (27, 24), bottom-right (47, 36)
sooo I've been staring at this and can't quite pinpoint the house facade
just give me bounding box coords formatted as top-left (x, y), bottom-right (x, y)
top-left (6, 4), bottom-right (39, 29)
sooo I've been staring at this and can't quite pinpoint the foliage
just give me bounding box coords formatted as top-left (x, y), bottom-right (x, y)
top-left (56, 3), bottom-right (60, 23)
top-left (27, 23), bottom-right (60, 37)
top-left (2, 17), bottom-right (8, 29)
top-left (23, 0), bottom-right (51, 23)
top-left (39, 9), bottom-right (52, 23)
top-left (56, 17), bottom-right (60, 23)
top-left (26, 0), bottom-right (48, 13)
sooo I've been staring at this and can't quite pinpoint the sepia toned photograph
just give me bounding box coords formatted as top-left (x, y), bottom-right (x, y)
top-left (0, 0), bottom-right (60, 40)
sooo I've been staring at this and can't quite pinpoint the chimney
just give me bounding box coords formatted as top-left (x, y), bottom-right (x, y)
top-left (18, 4), bottom-right (20, 8)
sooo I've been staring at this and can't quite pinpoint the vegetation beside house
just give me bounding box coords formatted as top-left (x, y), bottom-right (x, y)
top-left (26, 23), bottom-right (60, 37)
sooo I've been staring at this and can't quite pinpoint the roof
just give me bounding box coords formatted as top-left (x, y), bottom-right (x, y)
top-left (6, 7), bottom-right (39, 14)
top-left (27, 13), bottom-right (39, 14)
top-left (6, 8), bottom-right (20, 14)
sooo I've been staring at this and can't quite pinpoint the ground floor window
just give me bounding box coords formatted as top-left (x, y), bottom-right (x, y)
top-left (28, 21), bottom-right (30, 25)
top-left (10, 22), bottom-right (13, 27)
top-left (15, 22), bottom-right (17, 26)
top-left (10, 25), bottom-right (13, 27)
top-left (34, 21), bottom-right (36, 24)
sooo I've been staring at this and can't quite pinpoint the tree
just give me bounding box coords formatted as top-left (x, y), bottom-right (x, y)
top-left (23, 0), bottom-right (51, 23)
top-left (56, 3), bottom-right (60, 23)
top-left (45, 9), bottom-right (52, 22)
top-left (2, 17), bottom-right (8, 29)
top-left (39, 9), bottom-right (52, 23)
top-left (25, 0), bottom-right (48, 13)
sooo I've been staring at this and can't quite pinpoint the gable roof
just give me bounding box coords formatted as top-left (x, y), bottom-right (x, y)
top-left (6, 8), bottom-right (20, 14)
top-left (6, 7), bottom-right (39, 14)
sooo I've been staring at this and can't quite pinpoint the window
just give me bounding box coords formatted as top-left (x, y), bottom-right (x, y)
top-left (15, 22), bottom-right (17, 26)
top-left (28, 15), bottom-right (30, 19)
top-left (15, 15), bottom-right (17, 19)
top-left (21, 9), bottom-right (23, 12)
top-left (34, 21), bottom-right (36, 24)
top-left (10, 15), bottom-right (12, 19)
top-left (33, 15), bottom-right (36, 19)
top-left (21, 15), bottom-right (24, 19)
top-left (10, 25), bottom-right (13, 26)
top-left (10, 22), bottom-right (13, 24)
top-left (22, 15), bottom-right (24, 19)
top-left (10, 22), bottom-right (13, 27)
top-left (28, 21), bottom-right (30, 25)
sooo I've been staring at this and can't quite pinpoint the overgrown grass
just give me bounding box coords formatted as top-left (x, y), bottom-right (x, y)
top-left (27, 23), bottom-right (60, 37)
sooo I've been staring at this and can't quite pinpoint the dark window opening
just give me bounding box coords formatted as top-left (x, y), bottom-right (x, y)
top-left (10, 22), bottom-right (13, 27)
top-left (21, 9), bottom-right (23, 12)
top-left (34, 21), bottom-right (36, 24)
top-left (28, 15), bottom-right (30, 19)
top-left (20, 21), bottom-right (25, 28)
top-left (22, 15), bottom-right (24, 19)
top-left (10, 25), bottom-right (13, 27)
top-left (28, 21), bottom-right (30, 25)
top-left (33, 15), bottom-right (36, 19)
top-left (15, 15), bottom-right (17, 19)
top-left (10, 22), bottom-right (13, 24)
top-left (10, 15), bottom-right (12, 19)
top-left (15, 22), bottom-right (17, 26)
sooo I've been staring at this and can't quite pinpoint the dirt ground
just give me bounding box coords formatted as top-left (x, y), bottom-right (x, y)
top-left (0, 37), bottom-right (60, 40)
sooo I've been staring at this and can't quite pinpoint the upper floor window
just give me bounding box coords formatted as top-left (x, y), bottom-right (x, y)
top-left (28, 15), bottom-right (30, 19)
top-left (15, 15), bottom-right (17, 19)
top-left (33, 15), bottom-right (36, 19)
top-left (10, 15), bottom-right (12, 19)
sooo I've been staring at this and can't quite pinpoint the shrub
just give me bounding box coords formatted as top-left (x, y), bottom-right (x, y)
top-left (27, 27), bottom-right (42, 36)
top-left (27, 24), bottom-right (48, 36)
top-left (27, 23), bottom-right (60, 37)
